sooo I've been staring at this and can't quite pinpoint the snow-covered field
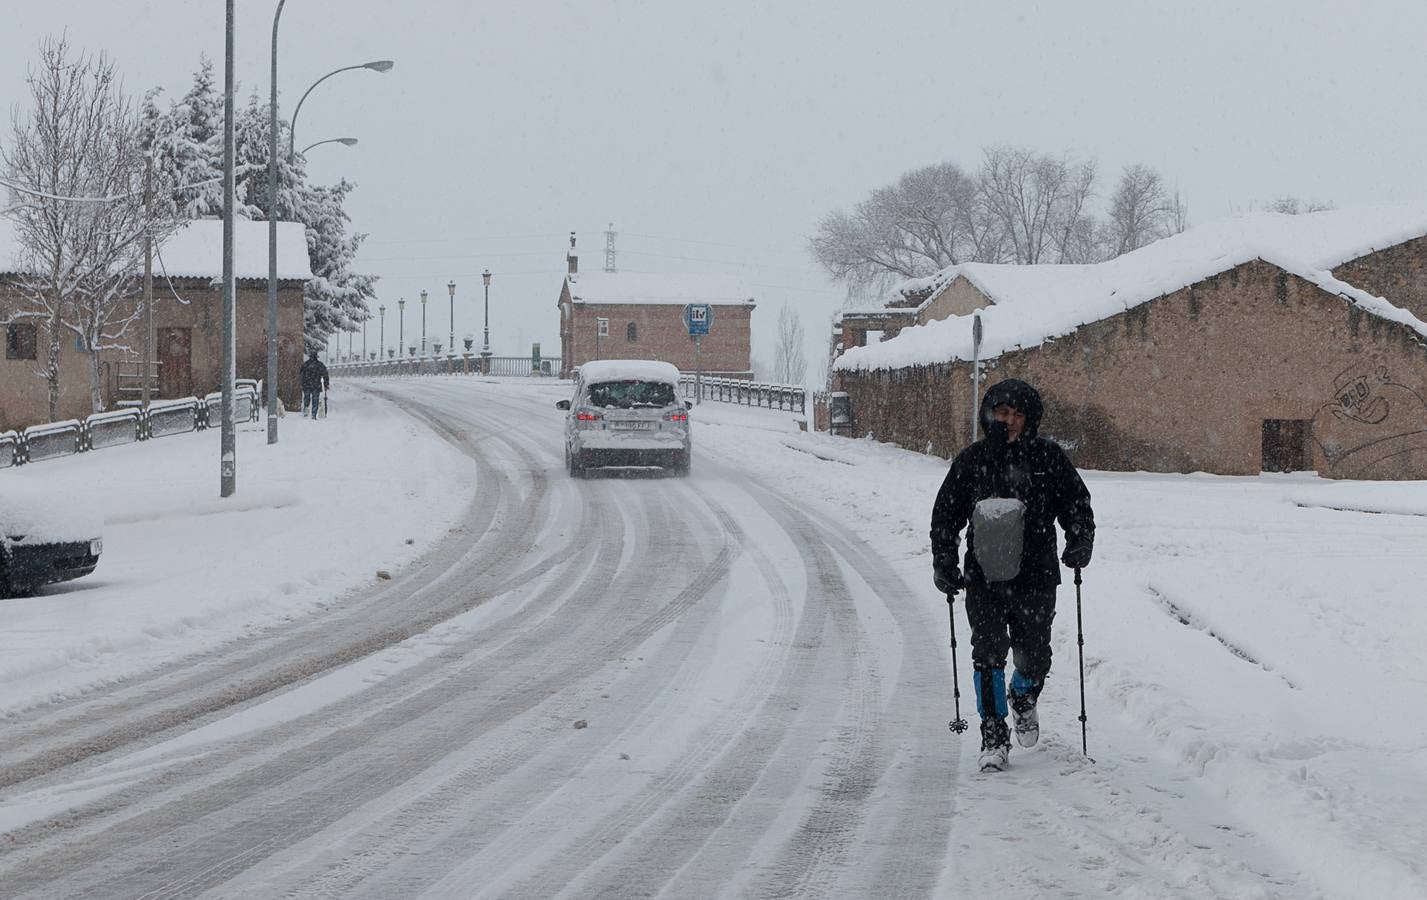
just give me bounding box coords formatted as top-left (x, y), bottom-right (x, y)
top-left (2, 379), bottom-right (1425, 897)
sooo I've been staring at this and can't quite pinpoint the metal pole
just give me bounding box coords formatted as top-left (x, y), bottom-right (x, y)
top-left (221, 0), bottom-right (237, 497)
top-left (448, 280), bottom-right (455, 354)
top-left (420, 291), bottom-right (426, 353)
top-left (482, 281), bottom-right (490, 354)
top-left (398, 300), bottom-right (404, 367)
top-left (141, 153), bottom-right (153, 409)
top-left (266, 0), bottom-right (286, 445)
top-left (971, 311), bottom-right (983, 441)
top-left (694, 335), bottom-right (702, 405)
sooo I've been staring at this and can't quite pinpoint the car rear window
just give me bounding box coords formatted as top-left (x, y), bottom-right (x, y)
top-left (587, 380), bottom-right (677, 409)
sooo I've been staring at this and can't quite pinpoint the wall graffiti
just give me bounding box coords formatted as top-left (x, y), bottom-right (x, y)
top-left (1312, 362), bottom-right (1427, 476)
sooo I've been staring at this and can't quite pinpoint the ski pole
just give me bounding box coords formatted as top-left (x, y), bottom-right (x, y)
top-left (1074, 568), bottom-right (1092, 760)
top-left (947, 593), bottom-right (968, 734)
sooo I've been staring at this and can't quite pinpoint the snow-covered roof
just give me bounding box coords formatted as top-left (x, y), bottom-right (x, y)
top-left (567, 271), bottom-right (754, 306)
top-left (837, 207), bottom-right (1427, 373)
top-left (0, 216), bottom-right (312, 281)
top-left (575, 359), bottom-right (683, 383)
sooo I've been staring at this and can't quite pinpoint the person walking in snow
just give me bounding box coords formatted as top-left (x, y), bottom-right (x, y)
top-left (930, 378), bottom-right (1095, 772)
top-left (299, 350), bottom-right (330, 420)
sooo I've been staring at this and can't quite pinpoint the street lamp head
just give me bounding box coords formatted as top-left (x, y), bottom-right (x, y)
top-left (420, 289), bottom-right (427, 304)
top-left (337, 137), bottom-right (359, 146)
top-left (483, 269), bottom-right (492, 287)
top-left (365, 60), bottom-right (396, 73)
top-left (379, 304), bottom-right (385, 315)
top-left (447, 280), bottom-right (456, 297)
top-left (399, 298), bottom-right (405, 311)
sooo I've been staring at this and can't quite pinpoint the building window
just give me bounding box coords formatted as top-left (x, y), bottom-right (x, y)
top-left (6, 323), bottom-right (37, 360)
top-left (626, 322), bottom-right (638, 342)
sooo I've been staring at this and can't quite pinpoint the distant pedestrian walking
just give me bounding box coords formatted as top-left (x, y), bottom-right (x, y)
top-left (930, 378), bottom-right (1095, 772)
top-left (299, 351), bottom-right (329, 420)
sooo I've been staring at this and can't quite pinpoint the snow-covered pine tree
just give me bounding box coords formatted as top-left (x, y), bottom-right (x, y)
top-left (302, 179), bottom-right (376, 354)
top-left (147, 56), bottom-right (225, 219)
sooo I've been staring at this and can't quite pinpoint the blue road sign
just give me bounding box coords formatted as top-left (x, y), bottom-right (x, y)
top-left (683, 303), bottom-right (713, 336)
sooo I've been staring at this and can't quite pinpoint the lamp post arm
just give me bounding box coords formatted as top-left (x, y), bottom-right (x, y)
top-left (289, 63), bottom-right (366, 160)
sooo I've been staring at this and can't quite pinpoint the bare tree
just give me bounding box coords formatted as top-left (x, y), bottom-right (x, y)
top-left (978, 146), bottom-right (1097, 264)
top-left (2, 37), bottom-right (170, 417)
top-left (809, 161), bottom-right (990, 300)
top-left (771, 302), bottom-right (807, 386)
top-left (1167, 188), bottom-right (1189, 235)
top-left (1105, 164), bottom-right (1173, 255)
top-left (1268, 196), bottom-right (1333, 215)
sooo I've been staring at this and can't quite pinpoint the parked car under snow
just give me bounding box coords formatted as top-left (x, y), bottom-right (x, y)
top-left (556, 359), bottom-right (693, 476)
top-left (1, 494), bottom-right (103, 597)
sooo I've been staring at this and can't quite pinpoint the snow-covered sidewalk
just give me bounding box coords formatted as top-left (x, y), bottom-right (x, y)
top-left (0, 384), bottom-right (476, 716)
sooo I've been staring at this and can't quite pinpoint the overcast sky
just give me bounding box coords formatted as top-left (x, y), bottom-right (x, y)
top-left (5, 1), bottom-right (1426, 378)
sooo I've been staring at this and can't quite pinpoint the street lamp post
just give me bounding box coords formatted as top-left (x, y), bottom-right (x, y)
top-left (447, 280), bottom-right (455, 355)
top-left (420, 289), bottom-right (427, 354)
top-left (398, 298), bottom-right (405, 371)
top-left (481, 268), bottom-right (492, 373)
top-left (265, 0), bottom-right (288, 446)
top-left (379, 304), bottom-right (385, 361)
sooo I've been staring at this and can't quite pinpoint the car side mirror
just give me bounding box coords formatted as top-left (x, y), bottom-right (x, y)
top-left (556, 399), bottom-right (571, 410)
top-left (685, 400), bottom-right (693, 410)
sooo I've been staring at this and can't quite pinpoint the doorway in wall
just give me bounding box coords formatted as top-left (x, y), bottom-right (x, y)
top-left (157, 327), bottom-right (192, 399)
top-left (1261, 419), bottom-right (1310, 472)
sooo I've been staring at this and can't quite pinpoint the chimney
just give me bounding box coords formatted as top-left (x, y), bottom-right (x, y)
top-left (567, 232), bottom-right (578, 280)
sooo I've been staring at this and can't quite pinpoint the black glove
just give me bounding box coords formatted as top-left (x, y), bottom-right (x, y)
top-left (1061, 541), bottom-right (1092, 570)
top-left (933, 560), bottom-right (964, 597)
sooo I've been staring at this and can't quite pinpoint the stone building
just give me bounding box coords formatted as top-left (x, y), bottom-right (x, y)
top-left (830, 208), bottom-right (1427, 480)
top-left (1, 218), bottom-right (310, 432)
top-left (556, 236), bottom-right (755, 379)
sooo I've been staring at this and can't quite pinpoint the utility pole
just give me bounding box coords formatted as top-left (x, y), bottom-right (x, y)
top-left (221, 0), bottom-right (237, 497)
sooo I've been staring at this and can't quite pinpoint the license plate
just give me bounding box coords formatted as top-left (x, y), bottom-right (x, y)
top-left (612, 421), bottom-right (654, 431)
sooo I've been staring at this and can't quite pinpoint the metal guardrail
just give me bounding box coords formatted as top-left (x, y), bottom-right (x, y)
top-left (679, 376), bottom-right (806, 415)
top-left (331, 355), bottom-right (560, 378)
top-left (2, 386), bottom-right (260, 468)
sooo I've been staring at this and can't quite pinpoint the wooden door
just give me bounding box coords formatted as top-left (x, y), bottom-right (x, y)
top-left (158, 327), bottom-right (192, 399)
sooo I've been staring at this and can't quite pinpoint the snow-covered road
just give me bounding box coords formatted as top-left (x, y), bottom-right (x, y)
top-left (2, 376), bottom-right (1425, 899)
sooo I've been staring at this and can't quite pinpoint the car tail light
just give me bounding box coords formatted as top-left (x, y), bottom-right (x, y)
top-left (576, 412), bottom-right (602, 421)
top-left (665, 411), bottom-right (688, 422)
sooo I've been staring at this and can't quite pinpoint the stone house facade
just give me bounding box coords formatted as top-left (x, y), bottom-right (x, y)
top-left (830, 209), bottom-right (1427, 480)
top-left (1, 219), bottom-right (310, 432)
top-left (556, 236), bottom-right (755, 379)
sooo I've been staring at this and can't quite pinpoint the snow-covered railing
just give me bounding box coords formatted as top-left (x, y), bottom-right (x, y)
top-left (679, 376), bottom-right (806, 415)
top-left (22, 419), bottom-right (82, 463)
top-left (85, 407), bottom-right (142, 450)
top-left (2, 384), bottom-right (262, 469)
top-left (147, 397), bottom-right (200, 438)
top-left (0, 430), bottom-right (19, 468)
top-left (330, 355), bottom-right (561, 378)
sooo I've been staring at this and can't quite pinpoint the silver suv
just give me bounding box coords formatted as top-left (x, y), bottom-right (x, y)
top-left (556, 360), bottom-right (692, 477)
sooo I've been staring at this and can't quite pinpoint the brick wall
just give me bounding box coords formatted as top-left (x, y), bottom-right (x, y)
top-left (1331, 235), bottom-right (1427, 324)
top-left (835, 259), bottom-right (1427, 479)
top-left (0, 276), bottom-right (304, 431)
top-left (563, 301), bottom-right (753, 377)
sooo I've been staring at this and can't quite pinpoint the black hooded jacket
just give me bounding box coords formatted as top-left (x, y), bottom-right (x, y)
top-left (299, 356), bottom-right (330, 391)
top-left (929, 379), bottom-right (1094, 590)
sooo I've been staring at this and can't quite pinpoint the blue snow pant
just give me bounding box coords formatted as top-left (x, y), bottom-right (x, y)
top-left (965, 582), bottom-right (1057, 724)
top-left (302, 387), bottom-right (322, 418)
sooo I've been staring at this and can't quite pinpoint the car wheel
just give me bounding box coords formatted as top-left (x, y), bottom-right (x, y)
top-left (567, 446), bottom-right (584, 478)
top-left (672, 452), bottom-right (691, 477)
